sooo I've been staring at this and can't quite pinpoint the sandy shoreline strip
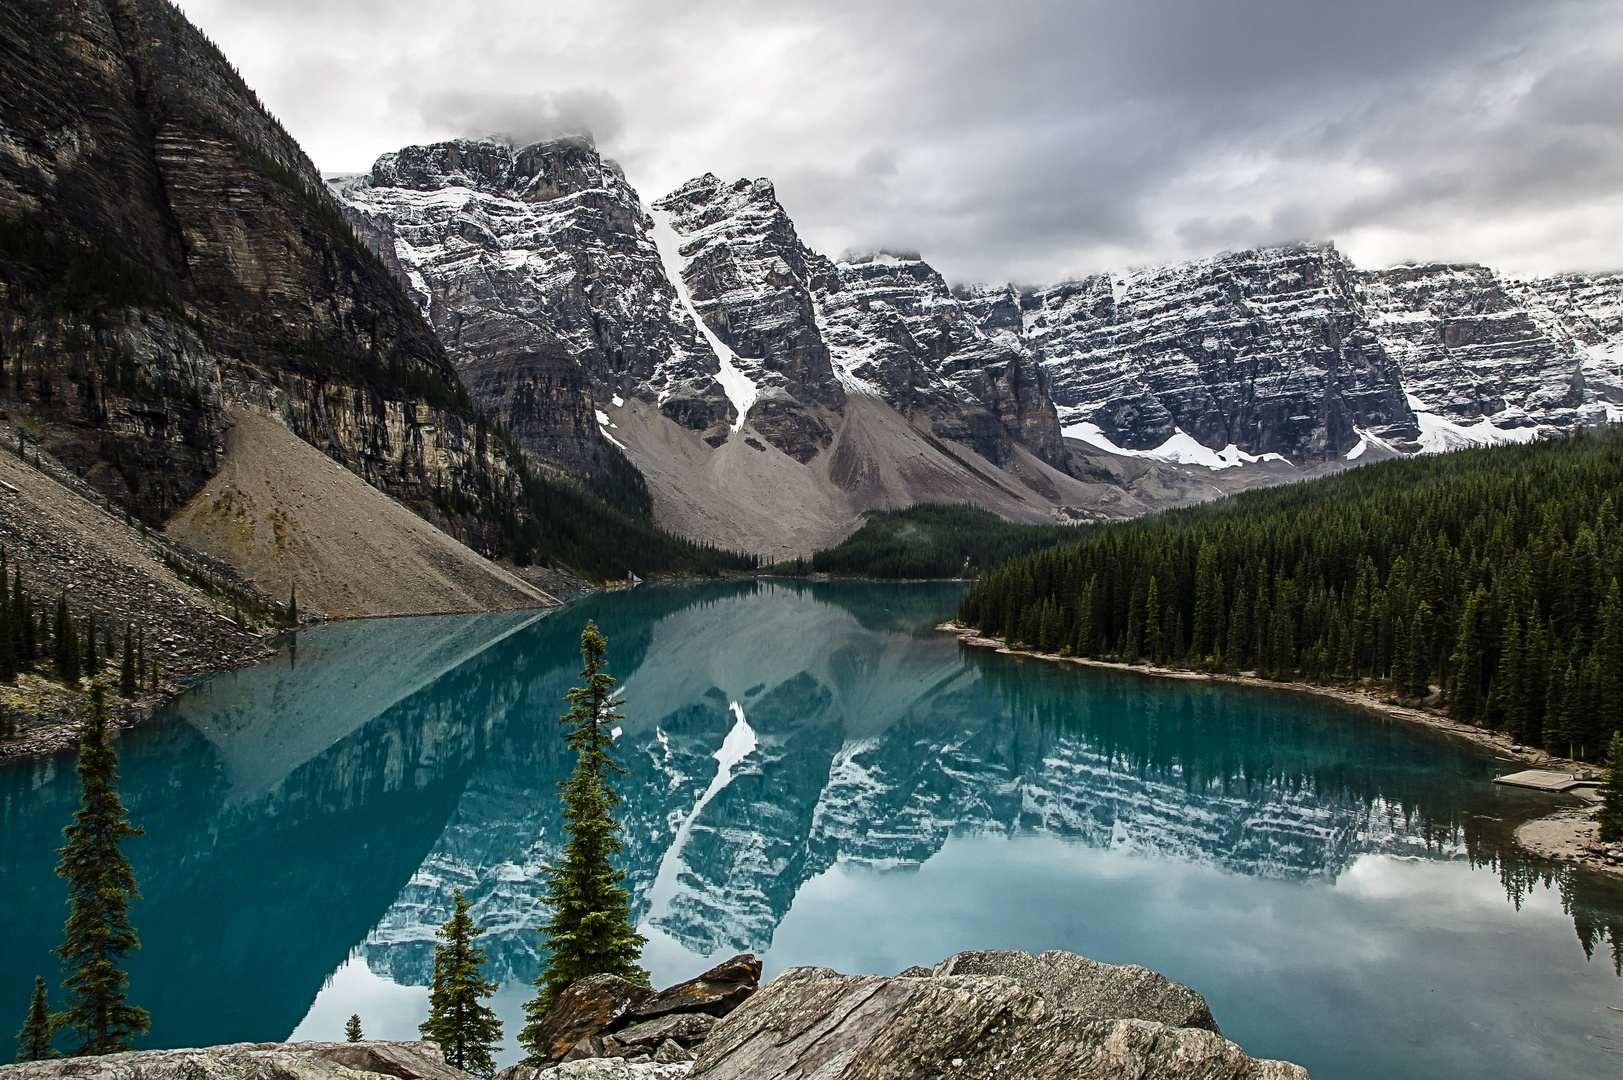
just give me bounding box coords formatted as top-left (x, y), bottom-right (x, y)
top-left (938, 620), bottom-right (1622, 878)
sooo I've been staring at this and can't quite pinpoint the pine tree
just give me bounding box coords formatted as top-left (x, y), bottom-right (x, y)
top-left (287, 584), bottom-right (298, 627)
top-left (1404, 603), bottom-right (1431, 698)
top-left (1449, 588), bottom-right (1485, 722)
top-left (1144, 577), bottom-right (1163, 663)
top-left (1599, 731), bottom-right (1623, 844)
top-left (119, 628), bottom-right (136, 699)
top-left (419, 889), bottom-right (502, 1075)
top-left (83, 612), bottom-right (98, 676)
top-left (345, 1014), bottom-right (363, 1044)
top-left (18, 571), bottom-right (36, 661)
top-left (14, 976), bottom-right (57, 1061)
top-left (54, 595), bottom-right (79, 684)
top-left (53, 684), bottom-right (149, 1055)
top-left (519, 623), bottom-right (647, 1058)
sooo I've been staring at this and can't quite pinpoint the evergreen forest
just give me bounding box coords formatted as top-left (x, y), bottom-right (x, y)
top-left (782, 503), bottom-right (1084, 578)
top-left (955, 429), bottom-right (1623, 760)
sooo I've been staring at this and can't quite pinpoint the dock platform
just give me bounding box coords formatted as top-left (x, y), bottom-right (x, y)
top-left (1491, 769), bottom-right (1597, 792)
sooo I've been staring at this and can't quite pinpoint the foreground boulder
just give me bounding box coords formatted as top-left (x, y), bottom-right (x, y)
top-left (524, 975), bottom-right (658, 1064)
top-left (508, 955), bottom-right (761, 1069)
top-left (933, 949), bottom-right (1221, 1033)
top-left (0, 1041), bottom-right (466, 1080)
top-left (628, 955), bottom-right (762, 1022)
top-left (688, 951), bottom-right (1308, 1080)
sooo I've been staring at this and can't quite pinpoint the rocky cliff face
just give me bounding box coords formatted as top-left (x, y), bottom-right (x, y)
top-left (333, 140), bottom-right (735, 467)
top-left (995, 245), bottom-right (1622, 465)
top-left (817, 253), bottom-right (1063, 466)
top-left (652, 174), bottom-right (847, 462)
top-left (0, 0), bottom-right (530, 556)
top-left (1012, 245), bottom-right (1417, 462)
top-left (1356, 264), bottom-right (1623, 435)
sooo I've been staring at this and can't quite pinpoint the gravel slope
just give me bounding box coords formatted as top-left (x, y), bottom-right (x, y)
top-left (167, 411), bottom-right (558, 617)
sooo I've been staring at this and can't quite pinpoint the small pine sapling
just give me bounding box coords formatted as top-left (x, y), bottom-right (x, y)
top-left (344, 1014), bottom-right (362, 1043)
top-left (419, 889), bottom-right (502, 1075)
top-left (13, 976), bottom-right (58, 1061)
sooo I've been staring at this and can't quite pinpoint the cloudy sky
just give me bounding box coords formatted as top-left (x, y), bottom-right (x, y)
top-left (176, 0), bottom-right (1623, 285)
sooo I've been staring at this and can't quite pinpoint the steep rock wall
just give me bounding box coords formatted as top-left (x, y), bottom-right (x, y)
top-left (334, 138), bottom-right (734, 468)
top-left (0, 0), bottom-right (529, 556)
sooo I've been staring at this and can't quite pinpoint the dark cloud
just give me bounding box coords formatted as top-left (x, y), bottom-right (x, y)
top-left (175, 0), bottom-right (1623, 282)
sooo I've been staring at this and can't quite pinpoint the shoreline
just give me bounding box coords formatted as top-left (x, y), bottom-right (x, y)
top-left (938, 620), bottom-right (1622, 879)
top-left (0, 592), bottom-right (576, 763)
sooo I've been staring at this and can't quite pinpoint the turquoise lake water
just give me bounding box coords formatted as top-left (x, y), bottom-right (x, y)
top-left (1, 580), bottom-right (1620, 1078)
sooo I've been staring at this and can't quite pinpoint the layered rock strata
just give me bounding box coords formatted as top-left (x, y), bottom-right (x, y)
top-left (817, 252), bottom-right (1064, 466)
top-left (334, 140), bottom-right (735, 466)
top-left (652, 175), bottom-right (846, 462)
top-left (0, 0), bottom-right (533, 557)
top-left (1015, 245), bottom-right (1417, 460)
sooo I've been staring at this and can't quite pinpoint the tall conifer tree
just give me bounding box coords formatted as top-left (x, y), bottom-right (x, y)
top-left (53, 684), bottom-right (149, 1055)
top-left (53, 595), bottom-right (79, 684)
top-left (419, 889), bottom-right (502, 1076)
top-left (119, 628), bottom-right (136, 699)
top-left (1598, 731), bottom-right (1623, 844)
top-left (345, 1014), bottom-right (362, 1043)
top-left (519, 623), bottom-right (647, 1058)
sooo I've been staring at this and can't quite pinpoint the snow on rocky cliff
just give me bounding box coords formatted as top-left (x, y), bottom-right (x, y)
top-left (333, 143), bottom-right (1622, 492)
top-left (331, 138), bottom-right (734, 464)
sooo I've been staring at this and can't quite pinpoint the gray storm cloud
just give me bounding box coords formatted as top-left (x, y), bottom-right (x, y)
top-left (414, 88), bottom-right (625, 147)
top-left (175, 0), bottom-right (1623, 282)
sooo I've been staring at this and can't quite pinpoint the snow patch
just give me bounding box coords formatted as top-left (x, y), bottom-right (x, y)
top-left (1414, 412), bottom-right (1541, 455)
top-left (1063, 422), bottom-right (1289, 471)
top-left (648, 208), bottom-right (758, 432)
top-left (611, 394), bottom-right (624, 407)
top-left (1345, 427), bottom-right (1400, 460)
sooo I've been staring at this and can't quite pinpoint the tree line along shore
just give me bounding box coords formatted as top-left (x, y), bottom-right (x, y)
top-left (950, 428), bottom-right (1623, 764)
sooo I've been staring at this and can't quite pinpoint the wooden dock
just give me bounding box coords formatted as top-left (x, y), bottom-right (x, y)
top-left (1492, 769), bottom-right (1598, 792)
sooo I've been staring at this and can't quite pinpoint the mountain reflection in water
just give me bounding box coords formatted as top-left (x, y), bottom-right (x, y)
top-left (1, 581), bottom-right (1619, 1080)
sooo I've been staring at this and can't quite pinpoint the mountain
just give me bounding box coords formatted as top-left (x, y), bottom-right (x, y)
top-left (338, 149), bottom-right (1302, 558)
top-left (331, 139), bottom-right (734, 468)
top-left (0, 0), bottom-right (750, 600)
top-left (337, 140), bottom-right (1621, 560)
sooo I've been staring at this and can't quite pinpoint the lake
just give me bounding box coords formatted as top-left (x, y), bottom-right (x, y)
top-left (1, 581), bottom-right (1620, 1078)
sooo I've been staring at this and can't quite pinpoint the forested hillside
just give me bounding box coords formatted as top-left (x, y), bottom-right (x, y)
top-left (955, 429), bottom-right (1623, 760)
top-left (781, 504), bottom-right (1083, 578)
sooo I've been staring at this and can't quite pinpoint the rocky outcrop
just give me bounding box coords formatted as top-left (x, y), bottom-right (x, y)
top-left (0, 0), bottom-right (534, 557)
top-left (1002, 244), bottom-right (1622, 466)
top-left (333, 139), bottom-right (734, 467)
top-left (688, 950), bottom-right (1307, 1080)
top-left (516, 955), bottom-right (761, 1066)
top-left (816, 253), bottom-right (1064, 466)
top-left (931, 949), bottom-right (1219, 1032)
top-left (0, 1041), bottom-right (467, 1080)
top-left (652, 175), bottom-right (845, 462)
top-left (1018, 245), bottom-right (1416, 462)
top-left (1357, 263), bottom-right (1575, 426)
